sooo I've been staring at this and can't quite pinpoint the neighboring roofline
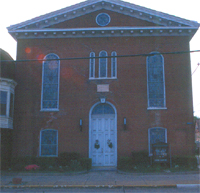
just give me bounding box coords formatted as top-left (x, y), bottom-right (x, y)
top-left (8, 26), bottom-right (198, 40)
top-left (0, 48), bottom-right (14, 61)
top-left (7, 0), bottom-right (199, 32)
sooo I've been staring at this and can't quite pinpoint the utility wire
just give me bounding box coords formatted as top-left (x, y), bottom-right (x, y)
top-left (1, 50), bottom-right (200, 63)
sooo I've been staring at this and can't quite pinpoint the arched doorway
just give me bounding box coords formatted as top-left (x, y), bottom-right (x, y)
top-left (89, 102), bottom-right (117, 167)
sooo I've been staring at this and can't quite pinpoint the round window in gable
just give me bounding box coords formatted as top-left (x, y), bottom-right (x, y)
top-left (96, 13), bottom-right (111, 26)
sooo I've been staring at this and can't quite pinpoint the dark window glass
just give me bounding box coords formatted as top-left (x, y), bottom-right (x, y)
top-left (147, 53), bottom-right (165, 107)
top-left (41, 130), bottom-right (58, 156)
top-left (99, 51), bottom-right (107, 77)
top-left (0, 91), bottom-right (7, 116)
top-left (92, 104), bottom-right (115, 115)
top-left (9, 93), bottom-right (14, 117)
top-left (42, 54), bottom-right (59, 109)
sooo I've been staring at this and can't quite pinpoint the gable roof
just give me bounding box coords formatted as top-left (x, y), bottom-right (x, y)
top-left (7, 0), bottom-right (199, 40)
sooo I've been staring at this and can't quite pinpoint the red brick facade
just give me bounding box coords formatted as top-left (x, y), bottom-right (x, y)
top-left (8, 0), bottom-right (198, 166)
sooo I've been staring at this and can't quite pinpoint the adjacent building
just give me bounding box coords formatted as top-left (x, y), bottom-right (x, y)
top-left (0, 49), bottom-right (17, 169)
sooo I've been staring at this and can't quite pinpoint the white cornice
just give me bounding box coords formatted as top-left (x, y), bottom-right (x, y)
top-left (9, 26), bottom-right (197, 40)
top-left (0, 78), bottom-right (17, 88)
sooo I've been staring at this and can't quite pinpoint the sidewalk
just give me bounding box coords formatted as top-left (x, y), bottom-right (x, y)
top-left (1, 170), bottom-right (200, 188)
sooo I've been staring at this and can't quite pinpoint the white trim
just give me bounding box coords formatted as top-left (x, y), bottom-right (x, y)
top-left (89, 77), bottom-right (117, 80)
top-left (89, 101), bottom-right (117, 167)
top-left (41, 53), bottom-right (60, 111)
top-left (8, 26), bottom-right (198, 33)
top-left (39, 129), bottom-right (58, 157)
top-left (9, 27), bottom-right (197, 40)
top-left (147, 107), bottom-right (167, 110)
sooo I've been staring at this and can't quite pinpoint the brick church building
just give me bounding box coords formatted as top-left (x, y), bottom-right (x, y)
top-left (6, 0), bottom-right (199, 167)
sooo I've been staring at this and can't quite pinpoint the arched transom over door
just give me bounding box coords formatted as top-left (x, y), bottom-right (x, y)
top-left (89, 103), bottom-right (117, 167)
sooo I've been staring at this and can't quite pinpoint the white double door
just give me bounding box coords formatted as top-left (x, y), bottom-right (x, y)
top-left (91, 114), bottom-right (116, 166)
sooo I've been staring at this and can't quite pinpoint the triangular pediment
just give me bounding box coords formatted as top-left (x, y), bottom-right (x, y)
top-left (7, 0), bottom-right (199, 40)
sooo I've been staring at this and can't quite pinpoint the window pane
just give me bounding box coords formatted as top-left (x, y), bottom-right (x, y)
top-left (9, 93), bottom-right (14, 117)
top-left (92, 104), bottom-right (114, 115)
top-left (41, 145), bottom-right (57, 156)
top-left (90, 52), bottom-right (95, 78)
top-left (43, 84), bottom-right (58, 100)
top-left (99, 51), bottom-right (107, 77)
top-left (0, 91), bottom-right (7, 116)
top-left (147, 53), bottom-right (165, 107)
top-left (41, 130), bottom-right (57, 144)
top-left (111, 52), bottom-right (117, 78)
top-left (42, 53), bottom-right (59, 110)
top-left (41, 130), bottom-right (57, 156)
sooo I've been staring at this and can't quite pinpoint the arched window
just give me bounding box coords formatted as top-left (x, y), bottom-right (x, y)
top-left (89, 52), bottom-right (95, 78)
top-left (111, 51), bottom-right (117, 78)
top-left (41, 53), bottom-right (60, 111)
top-left (99, 51), bottom-right (107, 78)
top-left (89, 51), bottom-right (117, 79)
top-left (147, 52), bottom-right (166, 108)
top-left (40, 129), bottom-right (58, 156)
top-left (148, 127), bottom-right (167, 156)
top-left (92, 103), bottom-right (115, 115)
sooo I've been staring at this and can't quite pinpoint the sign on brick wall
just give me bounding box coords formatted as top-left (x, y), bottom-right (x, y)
top-left (97, 84), bottom-right (109, 92)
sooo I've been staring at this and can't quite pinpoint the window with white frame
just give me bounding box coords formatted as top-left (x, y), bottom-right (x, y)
top-left (99, 51), bottom-right (107, 78)
top-left (0, 78), bottom-right (17, 129)
top-left (147, 52), bottom-right (166, 108)
top-left (111, 51), bottom-right (117, 78)
top-left (148, 127), bottom-right (167, 156)
top-left (40, 129), bottom-right (58, 156)
top-left (41, 53), bottom-right (60, 111)
top-left (89, 51), bottom-right (117, 79)
top-left (0, 90), bottom-right (15, 118)
top-left (89, 52), bottom-right (95, 78)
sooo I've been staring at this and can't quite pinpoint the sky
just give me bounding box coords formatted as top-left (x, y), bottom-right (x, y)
top-left (1, 0), bottom-right (200, 117)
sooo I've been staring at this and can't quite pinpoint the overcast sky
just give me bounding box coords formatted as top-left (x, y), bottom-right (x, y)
top-left (1, 0), bottom-right (200, 117)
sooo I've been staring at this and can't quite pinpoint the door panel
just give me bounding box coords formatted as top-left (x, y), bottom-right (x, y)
top-left (91, 115), bottom-right (116, 166)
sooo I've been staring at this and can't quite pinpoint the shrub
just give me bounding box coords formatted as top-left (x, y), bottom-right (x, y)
top-left (58, 152), bottom-right (81, 166)
top-left (11, 156), bottom-right (36, 171)
top-left (117, 157), bottom-right (133, 170)
top-left (35, 157), bottom-right (58, 170)
top-left (131, 151), bottom-right (149, 165)
top-left (11, 156), bottom-right (58, 171)
top-left (172, 156), bottom-right (197, 168)
top-left (80, 158), bottom-right (92, 171)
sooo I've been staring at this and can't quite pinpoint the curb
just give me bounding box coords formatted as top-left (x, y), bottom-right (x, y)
top-left (2, 184), bottom-right (199, 189)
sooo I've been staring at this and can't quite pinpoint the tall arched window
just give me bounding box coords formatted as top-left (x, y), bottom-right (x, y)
top-left (89, 52), bottom-right (95, 78)
top-left (40, 129), bottom-right (58, 157)
top-left (147, 52), bottom-right (166, 108)
top-left (99, 51), bottom-right (107, 78)
top-left (41, 53), bottom-right (60, 111)
top-left (111, 51), bottom-right (117, 78)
